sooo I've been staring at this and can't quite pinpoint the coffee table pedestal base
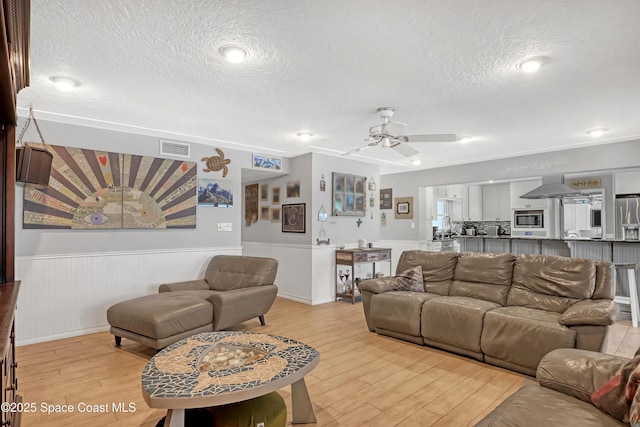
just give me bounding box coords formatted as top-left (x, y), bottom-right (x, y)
top-left (165, 408), bottom-right (185, 427)
top-left (291, 377), bottom-right (317, 424)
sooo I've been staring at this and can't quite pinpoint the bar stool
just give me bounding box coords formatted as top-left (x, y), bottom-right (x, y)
top-left (614, 263), bottom-right (640, 328)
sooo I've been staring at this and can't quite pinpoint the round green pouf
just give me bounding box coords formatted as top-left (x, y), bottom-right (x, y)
top-left (208, 391), bottom-right (287, 427)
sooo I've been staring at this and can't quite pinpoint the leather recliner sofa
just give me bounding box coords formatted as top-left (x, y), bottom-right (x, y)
top-left (358, 250), bottom-right (617, 376)
top-left (476, 348), bottom-right (634, 426)
top-left (107, 255), bottom-right (278, 349)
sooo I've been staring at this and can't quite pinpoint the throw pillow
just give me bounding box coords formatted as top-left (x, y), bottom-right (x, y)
top-left (391, 266), bottom-right (424, 292)
top-left (591, 355), bottom-right (640, 422)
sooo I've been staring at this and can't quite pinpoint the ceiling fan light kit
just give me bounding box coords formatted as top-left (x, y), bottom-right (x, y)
top-left (296, 132), bottom-right (313, 141)
top-left (518, 56), bottom-right (545, 73)
top-left (218, 45), bottom-right (249, 63)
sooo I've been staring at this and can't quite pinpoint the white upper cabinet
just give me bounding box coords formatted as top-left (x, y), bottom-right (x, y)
top-left (482, 184), bottom-right (511, 221)
top-left (436, 184), bottom-right (463, 199)
top-left (510, 180), bottom-right (549, 209)
top-left (462, 185), bottom-right (483, 221)
top-left (615, 170), bottom-right (640, 195)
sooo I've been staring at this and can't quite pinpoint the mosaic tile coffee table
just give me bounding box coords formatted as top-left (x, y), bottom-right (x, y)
top-left (142, 331), bottom-right (320, 427)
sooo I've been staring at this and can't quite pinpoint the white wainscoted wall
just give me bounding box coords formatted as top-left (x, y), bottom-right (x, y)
top-left (14, 247), bottom-right (241, 346)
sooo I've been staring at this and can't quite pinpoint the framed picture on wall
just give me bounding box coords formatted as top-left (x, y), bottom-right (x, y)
top-left (394, 196), bottom-right (413, 219)
top-left (260, 206), bottom-right (270, 220)
top-left (271, 207), bottom-right (281, 222)
top-left (260, 184), bottom-right (269, 201)
top-left (380, 188), bottom-right (393, 209)
top-left (282, 203), bottom-right (306, 233)
top-left (272, 187), bottom-right (281, 205)
top-left (332, 172), bottom-right (366, 217)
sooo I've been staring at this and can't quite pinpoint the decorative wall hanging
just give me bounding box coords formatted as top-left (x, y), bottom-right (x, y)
top-left (271, 187), bottom-right (281, 205)
top-left (282, 203), bottom-right (306, 233)
top-left (319, 174), bottom-right (326, 192)
top-left (368, 177), bottom-right (376, 191)
top-left (23, 145), bottom-right (197, 229)
top-left (252, 154), bottom-right (282, 170)
top-left (260, 206), bottom-right (270, 220)
top-left (271, 207), bottom-right (281, 222)
top-left (317, 204), bottom-right (330, 245)
top-left (380, 188), bottom-right (393, 209)
top-left (198, 178), bottom-right (233, 207)
top-left (332, 172), bottom-right (366, 217)
top-left (286, 180), bottom-right (301, 198)
top-left (260, 184), bottom-right (269, 201)
top-left (202, 148), bottom-right (231, 178)
top-left (394, 197), bottom-right (414, 219)
top-left (244, 183), bottom-right (259, 225)
top-left (381, 212), bottom-right (387, 227)
top-left (16, 105), bottom-right (53, 186)
top-left (356, 218), bottom-right (363, 227)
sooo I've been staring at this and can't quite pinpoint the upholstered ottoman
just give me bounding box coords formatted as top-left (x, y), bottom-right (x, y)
top-left (107, 291), bottom-right (214, 349)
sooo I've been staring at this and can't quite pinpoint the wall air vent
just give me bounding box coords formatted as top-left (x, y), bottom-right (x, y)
top-left (159, 139), bottom-right (191, 158)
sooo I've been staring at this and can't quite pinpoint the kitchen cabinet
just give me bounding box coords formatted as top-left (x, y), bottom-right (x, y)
top-left (482, 184), bottom-right (511, 221)
top-left (463, 185), bottom-right (483, 221)
top-left (615, 170), bottom-right (640, 195)
top-left (510, 180), bottom-right (548, 209)
top-left (424, 186), bottom-right (437, 221)
top-left (436, 185), bottom-right (463, 199)
top-left (564, 203), bottom-right (591, 231)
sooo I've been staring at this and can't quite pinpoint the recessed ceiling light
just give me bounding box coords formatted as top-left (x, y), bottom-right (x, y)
top-left (49, 76), bottom-right (79, 91)
top-left (458, 136), bottom-right (473, 143)
top-left (517, 56), bottom-right (545, 73)
top-left (218, 45), bottom-right (249, 63)
top-left (411, 159), bottom-right (421, 166)
top-left (587, 128), bottom-right (606, 137)
top-left (296, 132), bottom-right (313, 141)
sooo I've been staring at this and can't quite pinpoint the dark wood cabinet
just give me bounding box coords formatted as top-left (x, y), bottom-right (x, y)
top-left (0, 281), bottom-right (20, 426)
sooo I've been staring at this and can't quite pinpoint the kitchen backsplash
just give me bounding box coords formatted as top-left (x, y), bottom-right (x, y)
top-left (453, 221), bottom-right (511, 235)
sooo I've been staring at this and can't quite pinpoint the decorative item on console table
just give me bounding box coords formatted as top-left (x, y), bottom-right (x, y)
top-left (335, 248), bottom-right (391, 304)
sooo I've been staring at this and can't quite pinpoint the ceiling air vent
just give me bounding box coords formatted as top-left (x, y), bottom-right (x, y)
top-left (159, 139), bottom-right (190, 158)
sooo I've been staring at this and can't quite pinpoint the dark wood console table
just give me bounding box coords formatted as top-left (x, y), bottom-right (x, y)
top-left (335, 248), bottom-right (391, 304)
top-left (0, 281), bottom-right (20, 427)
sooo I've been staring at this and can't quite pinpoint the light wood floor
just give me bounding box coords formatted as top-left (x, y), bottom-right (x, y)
top-left (15, 298), bottom-right (639, 427)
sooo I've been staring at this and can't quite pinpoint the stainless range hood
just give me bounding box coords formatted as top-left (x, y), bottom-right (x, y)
top-left (520, 175), bottom-right (584, 199)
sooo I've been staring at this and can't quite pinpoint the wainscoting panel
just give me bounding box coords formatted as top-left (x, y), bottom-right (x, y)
top-left (242, 242), bottom-right (315, 304)
top-left (15, 247), bottom-right (242, 345)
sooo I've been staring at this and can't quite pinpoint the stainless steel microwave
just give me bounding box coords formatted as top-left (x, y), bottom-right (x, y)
top-left (513, 210), bottom-right (544, 228)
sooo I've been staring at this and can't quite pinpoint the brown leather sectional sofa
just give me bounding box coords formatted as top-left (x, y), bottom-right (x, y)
top-left (476, 348), bottom-right (631, 426)
top-left (358, 250), bottom-right (618, 376)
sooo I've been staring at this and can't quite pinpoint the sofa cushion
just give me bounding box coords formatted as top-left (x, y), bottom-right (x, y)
top-left (205, 255), bottom-right (278, 291)
top-left (450, 252), bottom-right (516, 305)
top-left (422, 296), bottom-right (501, 353)
top-left (370, 291), bottom-right (440, 337)
top-left (395, 250), bottom-right (458, 295)
top-left (107, 291), bottom-right (214, 339)
top-left (475, 384), bottom-right (623, 427)
top-left (391, 266), bottom-right (424, 292)
top-left (481, 306), bottom-right (576, 372)
top-left (507, 254), bottom-right (596, 313)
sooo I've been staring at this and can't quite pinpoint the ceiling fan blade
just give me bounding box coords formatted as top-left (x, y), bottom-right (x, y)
top-left (343, 142), bottom-right (377, 156)
top-left (390, 142), bottom-right (419, 157)
top-left (400, 134), bottom-right (457, 143)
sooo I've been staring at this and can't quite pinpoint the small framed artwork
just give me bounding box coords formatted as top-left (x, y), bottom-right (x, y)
top-left (282, 203), bottom-right (306, 233)
top-left (271, 207), bottom-right (281, 222)
top-left (260, 206), bottom-right (270, 220)
top-left (252, 154), bottom-right (282, 170)
top-left (260, 184), bottom-right (269, 201)
top-left (272, 187), bottom-right (281, 205)
top-left (394, 197), bottom-right (413, 219)
top-left (380, 188), bottom-right (393, 209)
top-left (287, 180), bottom-right (301, 198)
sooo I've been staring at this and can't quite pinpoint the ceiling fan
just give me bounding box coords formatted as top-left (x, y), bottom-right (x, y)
top-left (345, 107), bottom-right (457, 157)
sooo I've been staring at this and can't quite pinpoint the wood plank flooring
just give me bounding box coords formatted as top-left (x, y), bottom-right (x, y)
top-left (14, 298), bottom-right (638, 426)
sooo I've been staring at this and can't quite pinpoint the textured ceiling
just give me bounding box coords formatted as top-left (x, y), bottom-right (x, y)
top-left (17, 0), bottom-right (640, 174)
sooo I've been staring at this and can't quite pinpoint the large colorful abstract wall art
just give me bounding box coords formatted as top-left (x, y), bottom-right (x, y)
top-left (23, 145), bottom-right (197, 229)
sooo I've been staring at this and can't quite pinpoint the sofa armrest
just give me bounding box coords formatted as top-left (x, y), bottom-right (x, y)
top-left (158, 279), bottom-right (209, 293)
top-left (559, 299), bottom-right (618, 326)
top-left (207, 284), bottom-right (277, 331)
top-left (537, 348), bottom-right (627, 403)
top-left (357, 277), bottom-right (400, 294)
